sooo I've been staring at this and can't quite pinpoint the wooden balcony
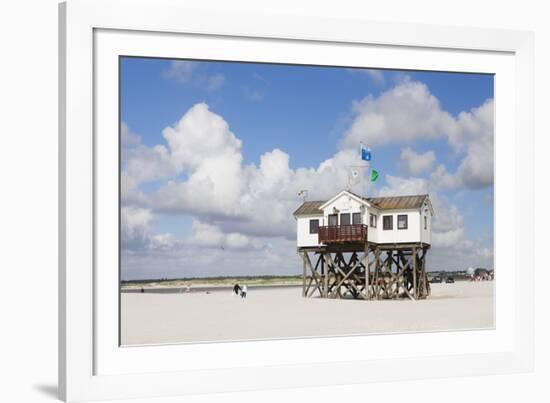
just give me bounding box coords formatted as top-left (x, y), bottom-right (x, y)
top-left (318, 224), bottom-right (368, 244)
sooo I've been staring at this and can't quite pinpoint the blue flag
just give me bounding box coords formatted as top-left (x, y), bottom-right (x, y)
top-left (360, 143), bottom-right (371, 161)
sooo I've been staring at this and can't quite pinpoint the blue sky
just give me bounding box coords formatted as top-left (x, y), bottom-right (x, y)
top-left (120, 57), bottom-right (494, 280)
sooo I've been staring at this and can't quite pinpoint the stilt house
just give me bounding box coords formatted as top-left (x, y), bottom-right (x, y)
top-left (293, 190), bottom-right (434, 300)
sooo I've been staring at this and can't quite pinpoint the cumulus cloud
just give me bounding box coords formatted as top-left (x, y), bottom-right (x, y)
top-left (188, 219), bottom-right (263, 250)
top-left (429, 100), bottom-right (494, 190)
top-left (399, 147), bottom-right (436, 176)
top-left (378, 174), bottom-right (429, 196)
top-left (122, 144), bottom-right (177, 184)
top-left (341, 80), bottom-right (494, 191)
top-left (453, 100), bottom-right (494, 189)
top-left (430, 164), bottom-right (461, 191)
top-left (151, 103), bottom-right (245, 216)
top-left (121, 206), bottom-right (179, 252)
top-left (122, 104), bottom-right (364, 240)
top-left (342, 80), bottom-right (455, 148)
top-left (121, 77), bottom-right (494, 277)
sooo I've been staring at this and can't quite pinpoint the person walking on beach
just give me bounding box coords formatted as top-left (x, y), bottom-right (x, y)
top-left (233, 283), bottom-right (241, 296)
top-left (241, 284), bottom-right (247, 299)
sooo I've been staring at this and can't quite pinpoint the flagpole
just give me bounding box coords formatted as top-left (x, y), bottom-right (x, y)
top-left (365, 161), bottom-right (369, 197)
top-left (359, 142), bottom-right (372, 198)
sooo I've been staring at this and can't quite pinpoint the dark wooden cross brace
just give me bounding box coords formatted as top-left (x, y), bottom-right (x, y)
top-left (324, 251), bottom-right (368, 299)
top-left (300, 244), bottom-right (430, 300)
top-left (301, 251), bottom-right (326, 298)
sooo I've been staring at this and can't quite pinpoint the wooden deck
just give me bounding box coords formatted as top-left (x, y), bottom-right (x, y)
top-left (318, 224), bottom-right (368, 244)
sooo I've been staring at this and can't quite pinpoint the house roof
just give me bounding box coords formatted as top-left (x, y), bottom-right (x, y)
top-left (293, 201), bottom-right (325, 216)
top-left (293, 193), bottom-right (432, 216)
top-left (318, 190), bottom-right (370, 211)
top-left (365, 194), bottom-right (430, 210)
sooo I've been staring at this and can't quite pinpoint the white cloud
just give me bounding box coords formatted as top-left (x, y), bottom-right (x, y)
top-left (121, 237), bottom-right (301, 280)
top-left (122, 96), bottom-right (492, 249)
top-left (348, 68), bottom-right (386, 85)
top-left (162, 103), bottom-right (242, 171)
top-left (206, 74), bottom-right (225, 91)
top-left (430, 164), bottom-right (461, 191)
top-left (399, 147), bottom-right (436, 176)
top-left (121, 206), bottom-right (179, 252)
top-left (342, 80), bottom-right (455, 148)
top-left (123, 144), bottom-right (177, 184)
top-left (121, 77), bottom-right (495, 277)
top-left (121, 122), bottom-right (140, 147)
top-left (163, 60), bottom-right (225, 91)
top-left (121, 205), bottom-right (266, 265)
top-left (341, 81), bottom-right (494, 191)
top-left (153, 103), bottom-right (245, 216)
top-left (121, 104), bottom-right (361, 240)
top-left (378, 174), bottom-right (429, 196)
top-left (435, 99), bottom-right (495, 190)
top-left (453, 100), bottom-right (494, 189)
top-left (188, 219), bottom-right (262, 250)
top-left (163, 61), bottom-right (200, 83)
top-left (121, 206), bottom-right (153, 250)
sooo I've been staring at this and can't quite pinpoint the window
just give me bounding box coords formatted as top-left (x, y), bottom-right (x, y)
top-left (309, 219), bottom-right (319, 234)
top-left (352, 212), bottom-right (362, 225)
top-left (340, 213), bottom-right (351, 225)
top-left (369, 214), bottom-right (377, 228)
top-left (424, 215), bottom-right (427, 230)
top-left (397, 214), bottom-right (408, 230)
top-left (382, 215), bottom-right (393, 230)
top-left (328, 214), bottom-right (338, 226)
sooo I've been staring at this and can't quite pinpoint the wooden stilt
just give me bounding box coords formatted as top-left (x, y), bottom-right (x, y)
top-left (299, 243), bottom-right (430, 301)
top-left (412, 246), bottom-right (417, 299)
top-left (301, 252), bottom-right (306, 297)
top-left (364, 244), bottom-right (370, 299)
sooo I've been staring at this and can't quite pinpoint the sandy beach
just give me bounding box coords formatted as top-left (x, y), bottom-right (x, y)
top-left (121, 281), bottom-right (494, 345)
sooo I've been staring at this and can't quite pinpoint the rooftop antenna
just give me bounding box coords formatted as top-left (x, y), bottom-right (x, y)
top-left (298, 189), bottom-right (309, 203)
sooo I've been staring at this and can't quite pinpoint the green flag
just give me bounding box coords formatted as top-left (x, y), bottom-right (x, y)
top-left (370, 169), bottom-right (379, 182)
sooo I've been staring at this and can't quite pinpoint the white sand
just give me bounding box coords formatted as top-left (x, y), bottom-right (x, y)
top-left (121, 281), bottom-right (494, 345)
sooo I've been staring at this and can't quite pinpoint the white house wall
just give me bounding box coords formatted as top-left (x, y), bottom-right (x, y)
top-left (376, 209), bottom-right (421, 244)
top-left (296, 215), bottom-right (323, 247)
top-left (321, 194), bottom-right (364, 224)
top-left (366, 208), bottom-right (379, 243)
top-left (296, 192), bottom-right (431, 247)
top-left (420, 209), bottom-right (432, 244)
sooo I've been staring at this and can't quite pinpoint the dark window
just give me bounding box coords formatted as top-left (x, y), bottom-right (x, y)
top-left (424, 215), bottom-right (427, 230)
top-left (369, 214), bottom-right (377, 228)
top-left (383, 215), bottom-right (393, 230)
top-left (397, 214), bottom-right (408, 230)
top-left (309, 219), bottom-right (319, 234)
top-left (328, 214), bottom-right (338, 226)
top-left (340, 213), bottom-right (351, 225)
top-left (352, 212), bottom-right (362, 225)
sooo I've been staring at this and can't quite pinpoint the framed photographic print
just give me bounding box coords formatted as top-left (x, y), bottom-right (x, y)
top-left (59, 0), bottom-right (534, 401)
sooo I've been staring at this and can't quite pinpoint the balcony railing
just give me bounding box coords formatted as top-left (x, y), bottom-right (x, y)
top-left (318, 224), bottom-right (368, 244)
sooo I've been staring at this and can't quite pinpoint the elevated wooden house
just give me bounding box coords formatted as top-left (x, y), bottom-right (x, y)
top-left (294, 190), bottom-right (434, 300)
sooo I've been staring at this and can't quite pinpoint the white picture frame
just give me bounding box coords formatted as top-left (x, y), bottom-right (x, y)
top-left (59, 0), bottom-right (534, 401)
